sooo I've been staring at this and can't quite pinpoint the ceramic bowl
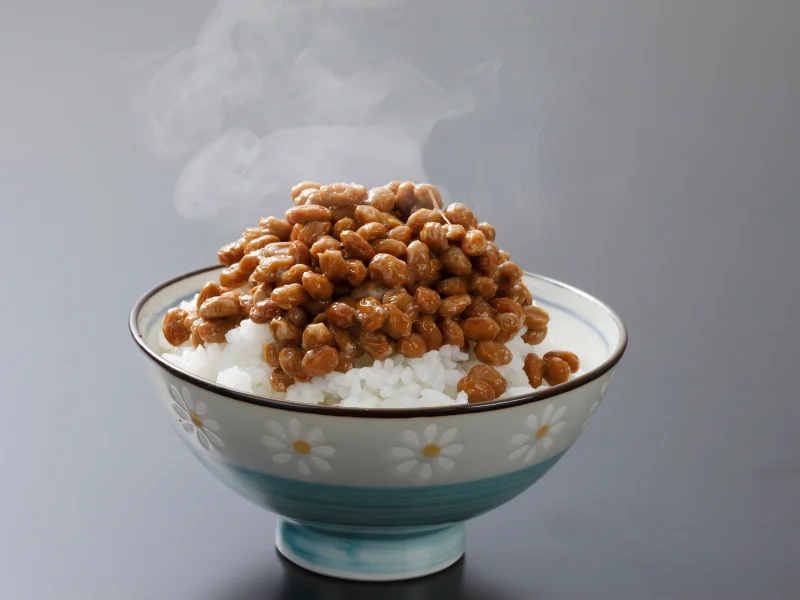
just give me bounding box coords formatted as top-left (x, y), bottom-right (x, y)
top-left (130, 266), bottom-right (626, 581)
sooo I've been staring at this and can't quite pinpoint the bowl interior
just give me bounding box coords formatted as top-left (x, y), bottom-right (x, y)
top-left (134, 266), bottom-right (624, 406)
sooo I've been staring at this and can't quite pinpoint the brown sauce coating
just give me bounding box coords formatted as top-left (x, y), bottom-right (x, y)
top-left (164, 181), bottom-right (579, 399)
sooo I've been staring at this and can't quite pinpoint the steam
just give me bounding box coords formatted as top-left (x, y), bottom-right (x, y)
top-left (472, 82), bottom-right (558, 215)
top-left (143, 0), bottom-right (500, 218)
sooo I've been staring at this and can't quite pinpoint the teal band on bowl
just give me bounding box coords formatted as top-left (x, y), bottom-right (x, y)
top-left (189, 445), bottom-right (568, 526)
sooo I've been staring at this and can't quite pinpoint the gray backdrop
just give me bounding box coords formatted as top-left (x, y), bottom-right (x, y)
top-left (1, 1), bottom-right (798, 598)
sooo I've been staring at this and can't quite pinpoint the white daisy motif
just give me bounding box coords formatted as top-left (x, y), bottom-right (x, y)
top-left (169, 385), bottom-right (223, 451)
top-left (583, 372), bottom-right (614, 429)
top-left (581, 398), bottom-right (605, 429)
top-left (509, 403), bottom-right (566, 464)
top-left (391, 425), bottom-right (463, 480)
top-left (581, 399), bottom-right (600, 430)
top-left (261, 418), bottom-right (335, 476)
top-left (602, 368), bottom-right (616, 396)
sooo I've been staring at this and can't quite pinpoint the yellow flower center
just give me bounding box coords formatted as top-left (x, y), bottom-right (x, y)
top-left (536, 425), bottom-right (549, 439)
top-left (293, 440), bottom-right (311, 454)
top-left (421, 444), bottom-right (441, 458)
top-left (190, 412), bottom-right (204, 428)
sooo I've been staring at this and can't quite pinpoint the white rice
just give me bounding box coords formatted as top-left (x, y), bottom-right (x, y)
top-left (160, 295), bottom-right (582, 408)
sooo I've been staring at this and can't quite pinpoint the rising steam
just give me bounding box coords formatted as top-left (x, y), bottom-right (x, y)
top-left (143, 0), bottom-right (500, 218)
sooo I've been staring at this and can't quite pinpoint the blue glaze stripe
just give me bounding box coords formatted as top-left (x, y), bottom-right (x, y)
top-left (189, 447), bottom-right (567, 527)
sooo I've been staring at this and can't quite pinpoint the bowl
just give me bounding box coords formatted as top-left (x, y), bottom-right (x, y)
top-left (130, 266), bottom-right (627, 581)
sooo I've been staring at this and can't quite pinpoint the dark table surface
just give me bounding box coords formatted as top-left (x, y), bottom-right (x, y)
top-left (2, 1), bottom-right (799, 598)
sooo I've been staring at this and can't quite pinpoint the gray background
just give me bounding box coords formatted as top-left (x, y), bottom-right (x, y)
top-left (1, 0), bottom-right (799, 598)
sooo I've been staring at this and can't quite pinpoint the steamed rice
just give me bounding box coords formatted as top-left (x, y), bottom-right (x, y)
top-left (160, 295), bottom-right (581, 408)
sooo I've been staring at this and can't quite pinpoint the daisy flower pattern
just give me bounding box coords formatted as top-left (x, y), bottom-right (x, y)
top-left (392, 425), bottom-right (463, 481)
top-left (582, 370), bottom-right (614, 429)
top-left (261, 418), bottom-right (335, 476)
top-left (581, 399), bottom-right (600, 430)
top-left (169, 385), bottom-right (223, 451)
top-left (509, 403), bottom-right (566, 464)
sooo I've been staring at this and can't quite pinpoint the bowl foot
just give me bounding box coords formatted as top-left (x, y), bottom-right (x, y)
top-left (275, 518), bottom-right (465, 582)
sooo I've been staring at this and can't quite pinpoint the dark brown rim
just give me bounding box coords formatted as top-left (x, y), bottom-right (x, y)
top-left (129, 265), bottom-right (627, 418)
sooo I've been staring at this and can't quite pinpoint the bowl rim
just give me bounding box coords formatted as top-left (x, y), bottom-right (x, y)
top-left (129, 265), bottom-right (627, 418)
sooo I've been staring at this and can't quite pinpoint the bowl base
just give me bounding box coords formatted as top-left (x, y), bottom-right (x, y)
top-left (275, 518), bottom-right (465, 582)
